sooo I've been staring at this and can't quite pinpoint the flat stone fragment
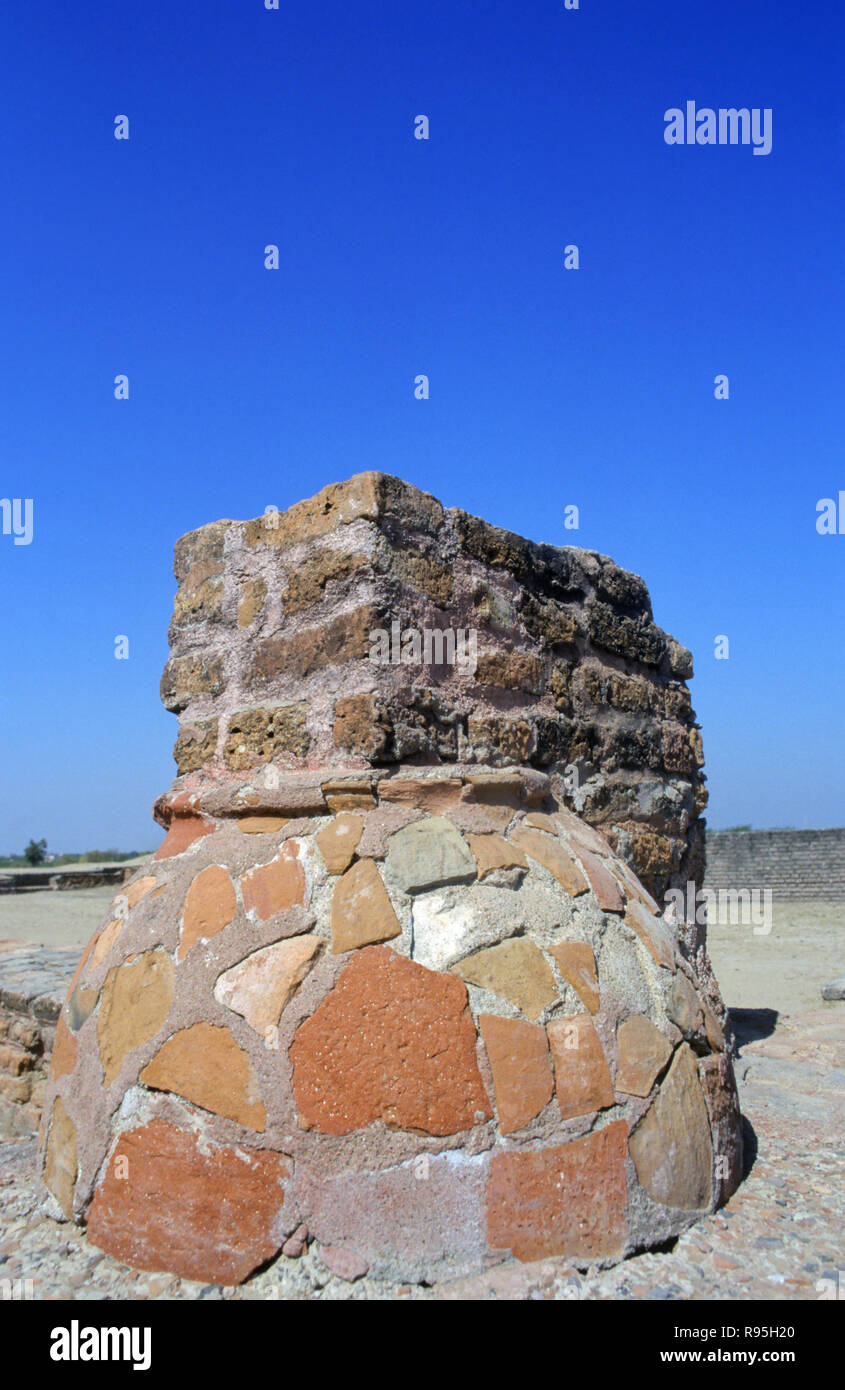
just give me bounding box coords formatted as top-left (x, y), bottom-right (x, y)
top-left (553, 807), bottom-right (614, 857)
top-left (615, 1015), bottom-right (673, 1096)
top-left (293, 1148), bottom-right (491, 1284)
top-left (331, 858), bottom-right (402, 953)
top-left (153, 815), bottom-right (217, 860)
top-left (821, 975), bottom-right (845, 1001)
top-left (667, 972), bottom-right (705, 1039)
top-left (50, 1015), bottom-right (78, 1080)
top-left (548, 942), bottom-right (599, 1013)
top-left (322, 780), bottom-right (376, 812)
top-left (614, 856), bottom-right (661, 913)
top-left (319, 1245), bottom-right (370, 1282)
top-left (386, 816), bottom-right (477, 894)
top-left (43, 1096), bottom-right (78, 1219)
top-left (548, 1014), bottom-right (615, 1119)
top-left (98, 950), bottom-right (175, 1086)
top-left (290, 945), bottom-right (491, 1136)
top-left (140, 1022), bottom-right (266, 1131)
top-left (453, 938), bottom-right (558, 1021)
top-left (509, 826), bottom-right (588, 896)
top-left (214, 935), bottom-right (321, 1036)
top-left (575, 849), bottom-right (626, 912)
top-left (699, 1052), bottom-right (743, 1205)
top-left (124, 875), bottom-right (158, 909)
top-left (624, 900), bottom-right (676, 972)
top-left (479, 1013), bottom-right (554, 1134)
top-left (521, 812), bottom-right (558, 834)
top-left (315, 813), bottom-right (364, 874)
top-left (377, 778), bottom-right (463, 813)
top-left (241, 842), bottom-right (306, 921)
top-left (178, 864), bottom-right (237, 960)
top-left (86, 1119), bottom-right (289, 1284)
top-left (237, 816), bottom-right (289, 835)
top-left (465, 833), bottom-right (528, 880)
top-left (486, 1120), bottom-right (629, 1263)
top-left (629, 1043), bottom-right (714, 1211)
top-left (91, 917), bottom-right (124, 966)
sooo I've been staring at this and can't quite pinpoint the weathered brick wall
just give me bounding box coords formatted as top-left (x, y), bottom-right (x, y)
top-left (705, 828), bottom-right (845, 900)
top-left (162, 473), bottom-right (706, 905)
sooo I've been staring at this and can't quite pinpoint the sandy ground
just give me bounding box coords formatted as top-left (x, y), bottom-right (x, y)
top-left (707, 900), bottom-right (844, 1018)
top-left (1, 888), bottom-right (842, 1016)
top-left (0, 888), bottom-right (118, 953)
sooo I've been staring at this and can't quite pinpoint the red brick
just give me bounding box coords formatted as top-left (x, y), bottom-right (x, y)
top-left (486, 1121), bottom-right (629, 1262)
top-left (86, 1119), bottom-right (289, 1284)
top-left (290, 946), bottom-right (491, 1136)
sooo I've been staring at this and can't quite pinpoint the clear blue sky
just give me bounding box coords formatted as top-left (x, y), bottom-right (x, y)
top-left (1, 0), bottom-right (843, 853)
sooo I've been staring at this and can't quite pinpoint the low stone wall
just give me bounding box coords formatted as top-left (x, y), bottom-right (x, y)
top-left (705, 829), bottom-right (845, 901)
top-left (0, 948), bottom-right (78, 1138)
top-left (0, 867), bottom-right (133, 894)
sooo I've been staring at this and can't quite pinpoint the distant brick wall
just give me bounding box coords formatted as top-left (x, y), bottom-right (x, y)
top-left (705, 828), bottom-right (845, 900)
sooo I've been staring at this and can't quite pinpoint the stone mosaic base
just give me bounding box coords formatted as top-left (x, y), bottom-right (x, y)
top-left (39, 771), bottom-right (741, 1285)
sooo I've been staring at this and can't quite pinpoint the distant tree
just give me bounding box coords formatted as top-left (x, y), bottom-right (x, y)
top-left (23, 838), bottom-right (48, 865)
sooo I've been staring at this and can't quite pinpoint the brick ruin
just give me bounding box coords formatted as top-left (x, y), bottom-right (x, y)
top-left (163, 474), bottom-right (707, 924)
top-left (37, 474), bottom-right (741, 1287)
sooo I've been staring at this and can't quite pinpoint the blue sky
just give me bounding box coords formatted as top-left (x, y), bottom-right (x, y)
top-left (1, 0), bottom-right (843, 852)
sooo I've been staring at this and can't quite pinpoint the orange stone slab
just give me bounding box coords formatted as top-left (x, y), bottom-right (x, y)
top-left (315, 813), bottom-right (365, 874)
top-left (241, 842), bottom-right (306, 921)
top-left (330, 858), bottom-right (401, 953)
top-left (237, 815), bottom-right (290, 835)
top-left (486, 1120), bottom-right (628, 1263)
top-left (91, 917), bottom-right (124, 966)
top-left (548, 942), bottom-right (600, 1014)
top-left (479, 1014), bottom-right (554, 1134)
top-left (548, 1014), bottom-right (615, 1119)
top-left (178, 864), bottom-right (237, 960)
top-left (140, 1022), bottom-right (266, 1131)
top-left (290, 945), bottom-right (491, 1136)
top-left (521, 812), bottom-right (558, 834)
top-left (509, 826), bottom-right (588, 896)
top-left (86, 1119), bottom-right (289, 1284)
top-left (576, 849), bottom-right (626, 912)
top-left (50, 1015), bottom-right (78, 1081)
top-left (153, 815), bottom-right (216, 860)
top-left (43, 1097), bottom-right (78, 1220)
top-left (453, 938), bottom-right (558, 1021)
top-left (98, 950), bottom-right (175, 1086)
top-left (377, 778), bottom-right (463, 813)
top-left (615, 1015), bottom-right (673, 1096)
top-left (465, 833), bottom-right (528, 880)
top-left (124, 875), bottom-right (158, 909)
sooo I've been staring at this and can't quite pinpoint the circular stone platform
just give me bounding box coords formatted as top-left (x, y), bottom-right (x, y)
top-left (39, 770), bottom-right (742, 1286)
